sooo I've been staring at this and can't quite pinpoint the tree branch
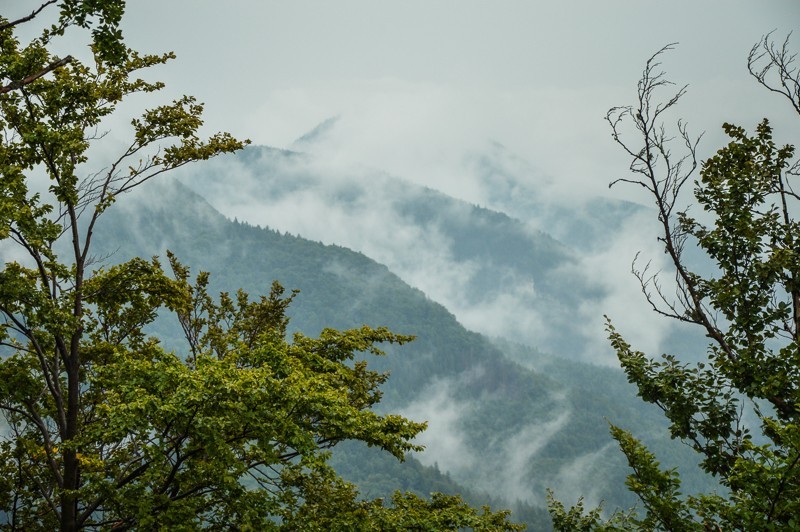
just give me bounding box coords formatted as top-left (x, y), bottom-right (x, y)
top-left (0, 56), bottom-right (74, 95)
top-left (0, 1), bottom-right (58, 32)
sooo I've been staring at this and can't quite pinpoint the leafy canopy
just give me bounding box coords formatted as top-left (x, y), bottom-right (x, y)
top-left (0, 2), bottom-right (523, 530)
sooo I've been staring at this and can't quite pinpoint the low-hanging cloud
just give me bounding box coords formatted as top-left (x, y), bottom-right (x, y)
top-left (547, 442), bottom-right (619, 511)
top-left (177, 121), bottom-right (682, 365)
top-left (178, 146), bottom-right (594, 359)
top-left (400, 371), bottom-right (572, 505)
top-left (399, 374), bottom-right (480, 478)
top-left (243, 81), bottom-right (625, 208)
top-left (562, 207), bottom-right (677, 359)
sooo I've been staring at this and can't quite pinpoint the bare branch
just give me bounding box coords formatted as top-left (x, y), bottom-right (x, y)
top-left (0, 1), bottom-right (58, 32)
top-left (608, 45), bottom-right (736, 361)
top-left (748, 32), bottom-right (800, 116)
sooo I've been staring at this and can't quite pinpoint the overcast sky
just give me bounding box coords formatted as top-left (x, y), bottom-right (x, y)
top-left (112, 1), bottom-right (800, 205)
top-left (7, 1), bottom-right (798, 203)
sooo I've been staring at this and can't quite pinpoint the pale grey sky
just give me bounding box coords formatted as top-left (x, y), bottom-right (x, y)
top-left (114, 1), bottom-right (800, 204)
top-left (6, 1), bottom-right (798, 198)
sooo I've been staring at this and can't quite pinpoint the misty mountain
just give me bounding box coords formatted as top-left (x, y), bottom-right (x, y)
top-left (290, 115), bottom-right (647, 252)
top-left (291, 115), bottom-right (341, 150)
top-left (465, 140), bottom-right (646, 250)
top-left (174, 144), bottom-right (615, 359)
top-left (92, 179), bottom-right (711, 528)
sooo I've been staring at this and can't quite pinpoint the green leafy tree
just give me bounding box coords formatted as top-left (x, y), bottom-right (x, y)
top-left (549, 36), bottom-right (800, 530)
top-left (0, 2), bottom-right (523, 530)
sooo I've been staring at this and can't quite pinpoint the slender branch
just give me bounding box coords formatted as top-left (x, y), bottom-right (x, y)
top-left (0, 306), bottom-right (66, 433)
top-left (748, 33), bottom-right (800, 116)
top-left (1, 404), bottom-right (64, 486)
top-left (0, 0), bottom-right (58, 32)
top-left (611, 47), bottom-right (733, 359)
top-left (0, 56), bottom-right (74, 95)
top-left (767, 449), bottom-right (800, 522)
top-left (8, 227), bottom-right (52, 294)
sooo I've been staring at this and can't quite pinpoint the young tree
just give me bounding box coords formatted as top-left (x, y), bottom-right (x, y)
top-left (549, 35), bottom-right (800, 530)
top-left (0, 2), bottom-right (523, 530)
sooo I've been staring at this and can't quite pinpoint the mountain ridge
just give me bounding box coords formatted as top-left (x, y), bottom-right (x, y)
top-left (174, 144), bottom-right (611, 358)
top-left (90, 178), bottom-right (711, 528)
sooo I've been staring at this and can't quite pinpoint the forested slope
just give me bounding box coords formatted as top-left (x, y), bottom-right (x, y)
top-left (93, 179), bottom-right (711, 528)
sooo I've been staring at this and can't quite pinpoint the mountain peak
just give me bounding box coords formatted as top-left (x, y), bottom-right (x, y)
top-left (291, 115), bottom-right (341, 150)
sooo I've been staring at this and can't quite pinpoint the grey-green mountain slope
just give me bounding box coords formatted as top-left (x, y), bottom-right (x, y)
top-left (89, 179), bottom-right (714, 528)
top-left (175, 145), bottom-right (611, 359)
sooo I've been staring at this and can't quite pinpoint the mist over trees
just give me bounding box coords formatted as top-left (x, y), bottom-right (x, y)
top-left (550, 35), bottom-right (800, 530)
top-left (0, 2), bottom-right (522, 530)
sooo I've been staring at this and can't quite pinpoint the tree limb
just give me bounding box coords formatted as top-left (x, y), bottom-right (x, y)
top-left (0, 1), bottom-right (58, 32)
top-left (0, 56), bottom-right (74, 95)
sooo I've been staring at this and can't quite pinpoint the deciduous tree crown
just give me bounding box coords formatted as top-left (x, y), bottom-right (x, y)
top-left (0, 2), bottom-right (522, 530)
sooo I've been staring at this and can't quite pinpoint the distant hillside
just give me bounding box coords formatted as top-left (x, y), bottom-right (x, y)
top-left (464, 140), bottom-right (645, 248)
top-left (174, 145), bottom-right (610, 358)
top-left (91, 180), bottom-right (714, 528)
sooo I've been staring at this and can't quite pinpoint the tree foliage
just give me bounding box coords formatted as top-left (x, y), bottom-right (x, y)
top-left (550, 35), bottom-right (800, 530)
top-left (0, 2), bottom-right (522, 530)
